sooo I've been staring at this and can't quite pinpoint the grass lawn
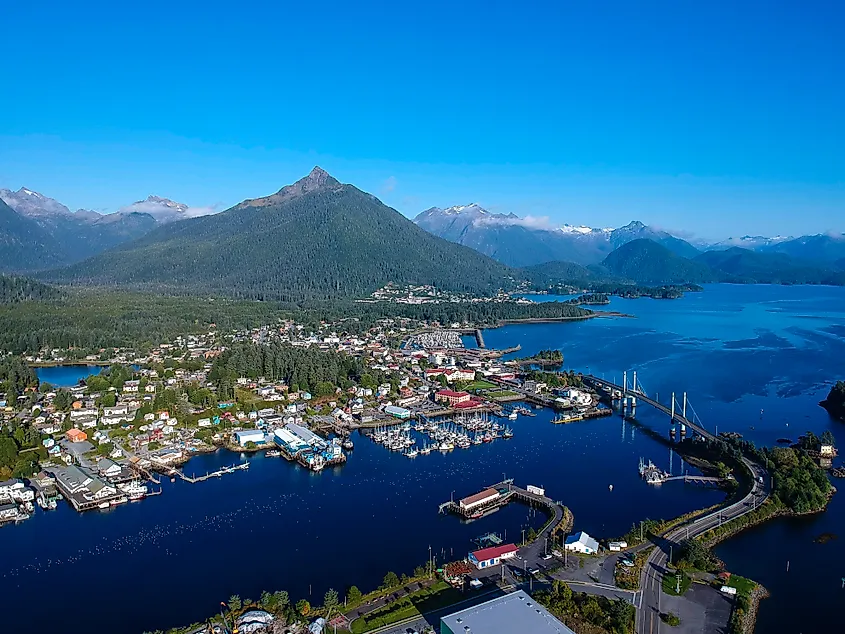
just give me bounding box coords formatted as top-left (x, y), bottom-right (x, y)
top-left (465, 380), bottom-right (497, 391)
top-left (491, 390), bottom-right (519, 399)
top-left (350, 581), bottom-right (466, 633)
top-left (662, 571), bottom-right (692, 596)
top-left (726, 574), bottom-right (756, 597)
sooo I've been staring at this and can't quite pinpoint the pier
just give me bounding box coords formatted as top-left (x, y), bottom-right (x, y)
top-left (177, 461), bottom-right (250, 483)
top-left (439, 480), bottom-right (565, 532)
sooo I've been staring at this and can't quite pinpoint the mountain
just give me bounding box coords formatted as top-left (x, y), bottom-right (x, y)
top-left (695, 248), bottom-right (845, 285)
top-left (0, 198), bottom-right (67, 271)
top-left (708, 235), bottom-right (793, 251)
top-left (414, 206), bottom-right (699, 266)
top-left (519, 260), bottom-right (601, 287)
top-left (49, 167), bottom-right (515, 300)
top-left (602, 239), bottom-right (716, 284)
top-left (763, 234), bottom-right (845, 265)
top-left (119, 195), bottom-right (216, 223)
top-left (0, 188), bottom-right (161, 272)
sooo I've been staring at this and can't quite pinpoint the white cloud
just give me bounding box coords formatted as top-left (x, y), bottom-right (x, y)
top-left (474, 214), bottom-right (555, 231)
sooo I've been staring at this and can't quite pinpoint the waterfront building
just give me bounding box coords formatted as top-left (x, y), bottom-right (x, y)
top-left (234, 430), bottom-right (266, 446)
top-left (441, 590), bottom-right (574, 634)
top-left (384, 405), bottom-right (411, 419)
top-left (459, 488), bottom-right (500, 512)
top-left (435, 390), bottom-right (471, 406)
top-left (467, 543), bottom-right (518, 569)
top-left (565, 531), bottom-right (599, 554)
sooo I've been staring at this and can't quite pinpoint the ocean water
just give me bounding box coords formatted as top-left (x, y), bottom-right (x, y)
top-left (4, 284), bottom-right (844, 633)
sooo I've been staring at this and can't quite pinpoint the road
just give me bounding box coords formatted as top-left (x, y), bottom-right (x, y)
top-left (636, 456), bottom-right (770, 634)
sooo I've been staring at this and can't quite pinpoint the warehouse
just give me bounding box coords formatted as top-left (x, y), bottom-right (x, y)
top-left (441, 590), bottom-right (574, 634)
top-left (285, 422), bottom-right (327, 450)
top-left (273, 427), bottom-right (309, 454)
top-left (384, 405), bottom-right (411, 419)
top-left (459, 487), bottom-right (499, 512)
top-left (234, 430), bottom-right (266, 447)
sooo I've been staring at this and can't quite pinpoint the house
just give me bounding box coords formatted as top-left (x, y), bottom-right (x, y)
top-left (97, 459), bottom-right (123, 479)
top-left (468, 543), bottom-right (519, 569)
top-left (0, 503), bottom-right (19, 521)
top-left (435, 390), bottom-right (471, 406)
top-left (559, 388), bottom-right (592, 407)
top-left (565, 531), bottom-right (599, 555)
top-left (66, 429), bottom-right (88, 443)
top-left (0, 479), bottom-right (34, 502)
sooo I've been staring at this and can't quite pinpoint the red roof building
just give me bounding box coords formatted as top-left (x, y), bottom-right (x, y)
top-left (468, 544), bottom-right (519, 569)
top-left (435, 390), bottom-right (471, 406)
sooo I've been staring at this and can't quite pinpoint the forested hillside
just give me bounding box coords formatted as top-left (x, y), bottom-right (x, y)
top-left (0, 276), bottom-right (60, 303)
top-left (48, 168), bottom-right (515, 300)
top-left (695, 248), bottom-right (845, 285)
top-left (602, 239), bottom-right (716, 284)
top-left (209, 342), bottom-right (365, 399)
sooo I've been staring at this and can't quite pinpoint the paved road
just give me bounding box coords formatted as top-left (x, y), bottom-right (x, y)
top-left (637, 456), bottom-right (770, 634)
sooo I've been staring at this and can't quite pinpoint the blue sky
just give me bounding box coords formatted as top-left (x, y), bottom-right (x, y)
top-left (1, 0), bottom-right (843, 241)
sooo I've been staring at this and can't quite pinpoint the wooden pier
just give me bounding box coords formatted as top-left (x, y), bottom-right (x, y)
top-left (180, 461), bottom-right (250, 483)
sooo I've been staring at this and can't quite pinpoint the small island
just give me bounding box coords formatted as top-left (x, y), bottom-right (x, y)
top-left (821, 381), bottom-right (845, 422)
top-left (516, 349), bottom-right (564, 367)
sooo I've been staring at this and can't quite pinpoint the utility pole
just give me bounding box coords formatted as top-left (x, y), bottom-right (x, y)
top-left (429, 545), bottom-right (432, 579)
top-left (522, 528), bottom-right (526, 546)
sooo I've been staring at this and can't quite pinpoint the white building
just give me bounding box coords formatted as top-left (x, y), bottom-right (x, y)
top-left (564, 531), bottom-right (599, 555)
top-left (234, 430), bottom-right (266, 446)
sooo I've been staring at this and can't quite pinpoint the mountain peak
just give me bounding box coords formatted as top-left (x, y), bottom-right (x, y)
top-left (0, 187), bottom-right (71, 216)
top-left (234, 167), bottom-right (344, 211)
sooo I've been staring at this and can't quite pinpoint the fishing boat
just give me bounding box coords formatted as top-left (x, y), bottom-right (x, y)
top-left (508, 411), bottom-right (518, 420)
top-left (503, 427), bottom-right (514, 439)
top-left (97, 502), bottom-right (110, 509)
top-left (342, 439), bottom-right (354, 451)
top-left (406, 448), bottom-right (419, 458)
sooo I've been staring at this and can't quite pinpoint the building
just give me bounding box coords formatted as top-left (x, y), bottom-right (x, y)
top-left (435, 390), bottom-right (471, 406)
top-left (384, 405), bottom-right (411, 419)
top-left (285, 423), bottom-right (327, 450)
top-left (441, 590), bottom-right (575, 634)
top-left (459, 488), bottom-right (500, 512)
top-left (467, 543), bottom-right (518, 569)
top-left (66, 429), bottom-right (88, 443)
top-left (233, 430), bottom-right (266, 446)
top-left (559, 388), bottom-right (592, 407)
top-left (273, 427), bottom-right (308, 454)
top-left (565, 531), bottom-right (599, 554)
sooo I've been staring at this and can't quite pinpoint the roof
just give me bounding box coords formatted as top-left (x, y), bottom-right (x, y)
top-left (440, 590), bottom-right (574, 634)
top-left (566, 531), bottom-right (599, 551)
top-left (436, 390), bottom-right (470, 398)
top-left (471, 543), bottom-right (518, 561)
top-left (461, 487), bottom-right (499, 506)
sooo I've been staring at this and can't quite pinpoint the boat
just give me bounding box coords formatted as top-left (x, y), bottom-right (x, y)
top-left (342, 439), bottom-right (354, 451)
top-left (109, 496), bottom-right (128, 506)
top-left (97, 502), bottom-right (110, 509)
top-left (406, 448), bottom-right (419, 458)
top-left (420, 444), bottom-right (431, 455)
top-left (503, 427), bottom-right (514, 439)
top-left (508, 411), bottom-right (518, 420)
top-left (266, 449), bottom-right (282, 458)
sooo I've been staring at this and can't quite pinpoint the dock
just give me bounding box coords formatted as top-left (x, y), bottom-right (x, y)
top-left (179, 462), bottom-right (250, 483)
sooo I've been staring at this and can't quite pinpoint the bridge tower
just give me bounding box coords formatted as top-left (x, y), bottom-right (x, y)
top-left (681, 392), bottom-right (687, 436)
top-left (669, 391), bottom-right (677, 437)
top-left (629, 371), bottom-right (637, 414)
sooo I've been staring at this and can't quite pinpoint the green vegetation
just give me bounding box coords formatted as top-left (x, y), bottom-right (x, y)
top-left (534, 580), bottom-right (634, 634)
top-left (695, 248), bottom-right (845, 285)
top-left (725, 574), bottom-right (759, 634)
top-left (0, 275), bottom-right (60, 303)
top-left (350, 581), bottom-right (460, 633)
top-left (660, 612), bottom-right (681, 627)
top-left (209, 342), bottom-right (366, 400)
top-left (522, 369), bottom-right (583, 389)
top-left (662, 571), bottom-right (691, 596)
top-left (517, 348), bottom-right (563, 365)
top-left (49, 169), bottom-right (516, 300)
top-left (821, 381), bottom-right (845, 422)
top-left (464, 379), bottom-right (496, 391)
top-left (602, 239), bottom-right (716, 285)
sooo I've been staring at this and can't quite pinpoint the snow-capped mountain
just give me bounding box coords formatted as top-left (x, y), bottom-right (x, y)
top-left (414, 207), bottom-right (699, 267)
top-left (0, 187), bottom-right (85, 218)
top-left (709, 235), bottom-right (793, 250)
top-left (119, 195), bottom-right (216, 223)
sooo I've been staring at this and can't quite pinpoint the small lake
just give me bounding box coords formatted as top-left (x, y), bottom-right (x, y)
top-left (35, 364), bottom-right (107, 387)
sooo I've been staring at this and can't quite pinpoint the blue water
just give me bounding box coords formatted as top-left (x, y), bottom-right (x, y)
top-left (4, 284), bottom-right (845, 633)
top-left (35, 364), bottom-right (108, 387)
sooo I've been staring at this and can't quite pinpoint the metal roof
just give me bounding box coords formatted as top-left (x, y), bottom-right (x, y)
top-left (441, 590), bottom-right (575, 634)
